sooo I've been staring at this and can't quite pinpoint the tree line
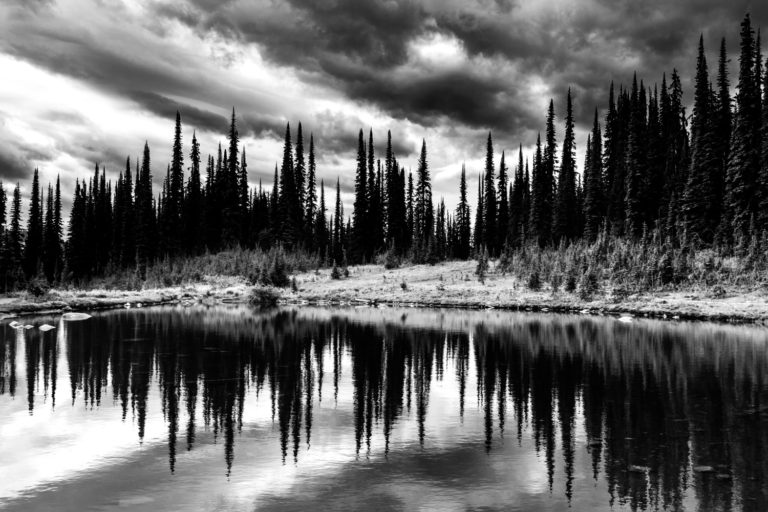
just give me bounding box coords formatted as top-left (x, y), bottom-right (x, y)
top-left (0, 13), bottom-right (767, 289)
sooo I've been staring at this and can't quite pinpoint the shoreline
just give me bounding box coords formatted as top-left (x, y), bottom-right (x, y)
top-left (1, 262), bottom-right (768, 325)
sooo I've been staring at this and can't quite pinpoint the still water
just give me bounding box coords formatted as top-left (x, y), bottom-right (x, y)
top-left (1, 306), bottom-right (768, 511)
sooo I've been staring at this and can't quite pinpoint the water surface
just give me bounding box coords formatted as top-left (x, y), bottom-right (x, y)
top-left (1, 306), bottom-right (768, 511)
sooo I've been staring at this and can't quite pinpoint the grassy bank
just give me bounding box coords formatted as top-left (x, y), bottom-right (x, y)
top-left (3, 259), bottom-right (768, 324)
top-left (286, 260), bottom-right (768, 324)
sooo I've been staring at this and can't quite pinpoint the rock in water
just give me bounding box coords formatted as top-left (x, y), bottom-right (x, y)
top-left (618, 315), bottom-right (633, 323)
top-left (39, 324), bottom-right (56, 331)
top-left (62, 312), bottom-right (92, 321)
top-left (8, 321), bottom-right (21, 329)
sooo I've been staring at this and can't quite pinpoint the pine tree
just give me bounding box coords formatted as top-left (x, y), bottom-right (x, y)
top-left (624, 74), bottom-right (647, 238)
top-left (295, 122), bottom-right (306, 241)
top-left (185, 131), bottom-right (203, 253)
top-left (554, 89), bottom-right (578, 242)
top-left (306, 134), bottom-right (317, 246)
top-left (239, 147), bottom-right (250, 246)
top-left (683, 36), bottom-right (719, 242)
top-left (0, 184), bottom-right (7, 289)
top-left (482, 132), bottom-right (497, 253)
top-left (351, 129), bottom-right (368, 262)
top-left (332, 177), bottom-right (344, 265)
top-left (222, 109), bottom-right (241, 246)
top-left (474, 174), bottom-right (484, 252)
top-left (314, 180), bottom-right (328, 260)
top-left (455, 165), bottom-right (471, 259)
top-left (761, 53), bottom-right (768, 226)
top-left (24, 169), bottom-right (43, 277)
top-left (584, 110), bottom-right (604, 241)
top-left (715, 38), bottom-right (732, 228)
top-left (42, 183), bottom-right (60, 282)
top-left (725, 14), bottom-right (761, 246)
top-left (497, 151), bottom-right (509, 249)
top-left (279, 123), bottom-right (301, 246)
top-left (406, 172), bottom-right (414, 248)
top-left (367, 129), bottom-right (382, 256)
top-left (136, 142), bottom-right (156, 278)
top-left (509, 145), bottom-right (526, 247)
top-left (414, 140), bottom-right (433, 247)
top-left (530, 133), bottom-right (547, 246)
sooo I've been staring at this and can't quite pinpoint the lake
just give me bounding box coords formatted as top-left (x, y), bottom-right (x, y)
top-left (1, 305), bottom-right (767, 511)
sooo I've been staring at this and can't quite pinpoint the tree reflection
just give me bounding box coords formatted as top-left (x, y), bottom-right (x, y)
top-left (4, 307), bottom-right (768, 509)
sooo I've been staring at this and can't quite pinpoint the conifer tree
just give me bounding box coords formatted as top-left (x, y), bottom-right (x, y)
top-left (306, 134), bottom-right (317, 245)
top-left (279, 123), bottom-right (301, 246)
top-left (352, 129), bottom-right (368, 262)
top-left (136, 142), bottom-right (156, 278)
top-left (0, 184), bottom-right (6, 288)
top-left (584, 111), bottom-right (604, 241)
top-left (482, 132), bottom-right (497, 253)
top-left (42, 183), bottom-right (61, 282)
top-left (683, 36), bottom-right (719, 242)
top-left (624, 74), bottom-right (647, 238)
top-left (496, 151), bottom-right (509, 249)
top-left (185, 131), bottom-right (203, 253)
top-left (530, 133), bottom-right (547, 246)
top-left (406, 172), bottom-right (414, 247)
top-left (509, 145), bottom-right (526, 246)
top-left (725, 14), bottom-right (761, 246)
top-left (24, 169), bottom-right (43, 277)
top-left (474, 174), bottom-right (484, 251)
top-left (222, 109), bottom-right (241, 246)
top-left (455, 165), bottom-right (471, 259)
top-left (333, 177), bottom-right (344, 264)
top-left (314, 180), bottom-right (328, 259)
top-left (414, 140), bottom-right (433, 247)
top-left (715, 38), bottom-right (732, 225)
top-left (554, 89), bottom-right (578, 242)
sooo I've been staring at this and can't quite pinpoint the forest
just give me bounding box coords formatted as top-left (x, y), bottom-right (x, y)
top-left (0, 13), bottom-right (767, 293)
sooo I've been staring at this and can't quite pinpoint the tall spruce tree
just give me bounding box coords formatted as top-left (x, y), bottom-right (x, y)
top-left (414, 140), bottom-right (433, 248)
top-left (24, 169), bottom-right (43, 277)
top-left (624, 74), bottom-right (647, 238)
top-left (496, 151), bottom-right (509, 249)
top-left (474, 174), bottom-right (484, 251)
top-left (482, 132), bottom-right (497, 253)
top-left (683, 36), bottom-right (719, 242)
top-left (725, 14), bottom-right (761, 246)
top-left (554, 89), bottom-right (578, 242)
top-left (455, 165), bottom-right (471, 259)
top-left (584, 110), bottom-right (604, 241)
top-left (352, 129), bottom-right (368, 262)
top-left (509, 145), bottom-right (526, 246)
top-left (306, 134), bottom-right (317, 245)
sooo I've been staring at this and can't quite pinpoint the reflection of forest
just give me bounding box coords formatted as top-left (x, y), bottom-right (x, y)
top-left (3, 305), bottom-right (768, 510)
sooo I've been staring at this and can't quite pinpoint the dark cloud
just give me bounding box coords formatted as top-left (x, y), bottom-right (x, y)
top-left (153, 0), bottom-right (768, 141)
top-left (0, 149), bottom-right (31, 182)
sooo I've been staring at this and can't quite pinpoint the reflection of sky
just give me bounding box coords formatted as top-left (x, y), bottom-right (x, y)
top-left (0, 310), bottom-right (719, 511)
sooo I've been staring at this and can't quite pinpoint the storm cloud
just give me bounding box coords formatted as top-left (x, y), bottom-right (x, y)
top-left (0, 0), bottom-right (767, 206)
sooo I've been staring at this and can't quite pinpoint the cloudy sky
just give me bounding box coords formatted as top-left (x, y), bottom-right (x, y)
top-left (1, 0), bottom-right (766, 213)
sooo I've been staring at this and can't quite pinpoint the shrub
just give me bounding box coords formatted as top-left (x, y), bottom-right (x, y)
top-left (330, 261), bottom-right (341, 280)
top-left (400, 280), bottom-right (408, 291)
top-left (248, 286), bottom-right (279, 307)
top-left (578, 267), bottom-right (600, 301)
top-left (550, 272), bottom-right (562, 292)
top-left (565, 273), bottom-right (577, 293)
top-left (27, 277), bottom-right (50, 299)
top-left (527, 271), bottom-right (541, 291)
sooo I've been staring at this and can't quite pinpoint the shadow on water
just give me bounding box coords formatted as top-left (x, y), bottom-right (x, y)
top-left (2, 305), bottom-right (768, 510)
